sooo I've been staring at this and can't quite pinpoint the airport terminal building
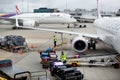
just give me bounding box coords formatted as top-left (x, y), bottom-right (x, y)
top-left (33, 7), bottom-right (60, 13)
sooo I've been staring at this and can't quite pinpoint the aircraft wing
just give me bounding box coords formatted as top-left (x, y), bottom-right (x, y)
top-left (18, 26), bottom-right (99, 39)
top-left (0, 17), bottom-right (16, 24)
top-left (0, 13), bottom-right (17, 23)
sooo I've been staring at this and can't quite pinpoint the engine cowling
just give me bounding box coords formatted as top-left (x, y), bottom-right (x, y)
top-left (72, 36), bottom-right (88, 53)
top-left (22, 20), bottom-right (39, 26)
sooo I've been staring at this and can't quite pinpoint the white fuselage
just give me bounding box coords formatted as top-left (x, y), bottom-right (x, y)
top-left (10, 13), bottom-right (76, 24)
top-left (94, 17), bottom-right (120, 53)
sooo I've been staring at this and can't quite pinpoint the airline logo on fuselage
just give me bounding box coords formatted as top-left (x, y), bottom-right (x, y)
top-left (50, 14), bottom-right (60, 17)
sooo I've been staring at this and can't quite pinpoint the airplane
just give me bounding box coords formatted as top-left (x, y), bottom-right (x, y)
top-left (80, 14), bottom-right (97, 23)
top-left (15, 0), bottom-right (120, 54)
top-left (0, 5), bottom-right (77, 29)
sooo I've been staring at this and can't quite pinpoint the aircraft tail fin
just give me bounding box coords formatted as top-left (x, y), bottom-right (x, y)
top-left (15, 5), bottom-right (20, 14)
top-left (97, 0), bottom-right (102, 18)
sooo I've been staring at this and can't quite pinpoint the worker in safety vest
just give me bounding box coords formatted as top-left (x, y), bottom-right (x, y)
top-left (60, 51), bottom-right (67, 63)
top-left (53, 35), bottom-right (57, 47)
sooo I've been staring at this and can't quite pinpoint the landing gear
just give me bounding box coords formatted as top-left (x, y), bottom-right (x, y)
top-left (12, 26), bottom-right (21, 30)
top-left (67, 24), bottom-right (70, 28)
top-left (79, 25), bottom-right (82, 28)
top-left (12, 26), bottom-right (18, 30)
top-left (88, 39), bottom-right (96, 50)
top-left (113, 63), bottom-right (120, 69)
top-left (83, 25), bottom-right (86, 28)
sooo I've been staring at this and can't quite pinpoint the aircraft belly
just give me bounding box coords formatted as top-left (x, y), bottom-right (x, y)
top-left (96, 27), bottom-right (114, 45)
top-left (113, 31), bottom-right (120, 54)
top-left (104, 36), bottom-right (114, 45)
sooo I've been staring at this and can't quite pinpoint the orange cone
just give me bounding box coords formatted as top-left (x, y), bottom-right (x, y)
top-left (31, 44), bottom-right (35, 49)
top-left (19, 49), bottom-right (23, 55)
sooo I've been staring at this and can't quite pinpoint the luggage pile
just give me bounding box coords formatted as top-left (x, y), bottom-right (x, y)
top-left (40, 50), bottom-right (57, 68)
top-left (0, 59), bottom-right (12, 68)
top-left (50, 60), bottom-right (84, 80)
top-left (0, 35), bottom-right (28, 53)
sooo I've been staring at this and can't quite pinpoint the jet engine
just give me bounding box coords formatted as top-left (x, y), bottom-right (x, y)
top-left (72, 36), bottom-right (88, 53)
top-left (22, 20), bottom-right (39, 26)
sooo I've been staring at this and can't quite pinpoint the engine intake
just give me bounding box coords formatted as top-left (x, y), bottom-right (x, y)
top-left (21, 20), bottom-right (39, 27)
top-left (72, 36), bottom-right (88, 53)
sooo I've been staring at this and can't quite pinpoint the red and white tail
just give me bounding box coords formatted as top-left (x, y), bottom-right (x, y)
top-left (15, 5), bottom-right (20, 14)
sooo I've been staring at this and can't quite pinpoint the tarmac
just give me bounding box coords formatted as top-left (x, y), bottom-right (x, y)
top-left (0, 23), bottom-right (120, 80)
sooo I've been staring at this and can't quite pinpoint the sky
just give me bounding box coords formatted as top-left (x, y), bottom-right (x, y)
top-left (0, 0), bottom-right (120, 13)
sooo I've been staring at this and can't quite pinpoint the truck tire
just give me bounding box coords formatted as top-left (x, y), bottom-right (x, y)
top-left (50, 71), bottom-right (54, 76)
top-left (42, 64), bottom-right (48, 68)
top-left (42, 64), bottom-right (44, 68)
top-left (113, 63), bottom-right (119, 69)
top-left (81, 74), bottom-right (84, 79)
top-left (72, 63), bottom-right (77, 67)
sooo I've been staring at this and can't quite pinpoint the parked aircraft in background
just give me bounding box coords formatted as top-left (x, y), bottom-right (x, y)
top-left (15, 0), bottom-right (120, 54)
top-left (80, 14), bottom-right (97, 23)
top-left (0, 5), bottom-right (76, 29)
top-left (16, 13), bottom-right (120, 54)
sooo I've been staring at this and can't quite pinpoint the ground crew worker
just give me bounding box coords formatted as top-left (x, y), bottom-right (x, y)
top-left (60, 51), bottom-right (67, 63)
top-left (53, 35), bottom-right (57, 47)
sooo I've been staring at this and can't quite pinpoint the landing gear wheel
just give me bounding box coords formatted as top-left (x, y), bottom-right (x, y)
top-left (67, 25), bottom-right (70, 28)
top-left (67, 24), bottom-right (70, 28)
top-left (17, 27), bottom-right (20, 29)
top-left (83, 25), bottom-right (86, 28)
top-left (113, 63), bottom-right (119, 69)
top-left (12, 26), bottom-right (17, 30)
top-left (79, 25), bottom-right (82, 28)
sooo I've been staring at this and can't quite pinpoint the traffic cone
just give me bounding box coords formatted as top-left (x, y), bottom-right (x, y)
top-left (31, 44), bottom-right (35, 49)
top-left (19, 49), bottom-right (23, 55)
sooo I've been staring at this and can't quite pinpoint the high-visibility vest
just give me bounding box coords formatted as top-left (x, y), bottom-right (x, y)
top-left (0, 77), bottom-right (7, 80)
top-left (54, 36), bottom-right (57, 41)
top-left (60, 54), bottom-right (67, 61)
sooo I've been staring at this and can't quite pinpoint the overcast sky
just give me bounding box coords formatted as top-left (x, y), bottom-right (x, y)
top-left (0, 0), bottom-right (120, 13)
